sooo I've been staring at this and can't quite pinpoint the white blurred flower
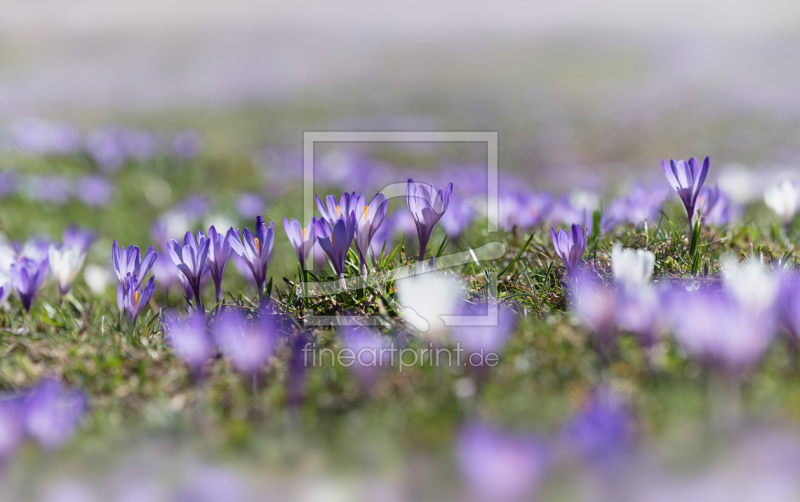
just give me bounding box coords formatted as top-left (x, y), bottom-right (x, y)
top-left (48, 245), bottom-right (86, 295)
top-left (83, 264), bottom-right (111, 295)
top-left (611, 244), bottom-right (655, 287)
top-left (0, 243), bottom-right (15, 274)
top-left (203, 213), bottom-right (236, 232)
top-left (764, 180), bottom-right (800, 223)
top-left (569, 189), bottom-right (600, 213)
top-left (721, 253), bottom-right (778, 312)
top-left (395, 273), bottom-right (463, 339)
top-left (717, 164), bottom-right (758, 205)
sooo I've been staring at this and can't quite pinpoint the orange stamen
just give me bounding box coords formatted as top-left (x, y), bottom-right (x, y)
top-left (364, 206), bottom-right (369, 222)
top-left (301, 228), bottom-right (306, 239)
top-left (254, 237), bottom-right (261, 252)
top-left (336, 205), bottom-right (340, 216)
top-left (135, 290), bottom-right (141, 306)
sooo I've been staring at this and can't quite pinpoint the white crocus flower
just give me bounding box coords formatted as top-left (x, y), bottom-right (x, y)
top-left (83, 264), bottom-right (111, 296)
top-left (48, 245), bottom-right (86, 295)
top-left (721, 253), bottom-right (778, 312)
top-left (764, 180), bottom-right (800, 223)
top-left (611, 244), bottom-right (655, 287)
top-left (395, 273), bottom-right (463, 340)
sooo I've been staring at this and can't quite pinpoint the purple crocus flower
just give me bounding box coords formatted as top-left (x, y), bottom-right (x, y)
top-left (316, 192), bottom-right (360, 227)
top-left (172, 130), bottom-right (203, 159)
top-left (341, 326), bottom-right (391, 387)
top-left (228, 216), bottom-right (275, 301)
top-left (572, 272), bottom-right (617, 351)
top-left (456, 422), bottom-right (548, 502)
top-left (406, 179), bottom-right (453, 262)
top-left (671, 289), bottom-right (775, 374)
top-left (0, 397), bottom-right (24, 460)
top-left (164, 314), bottom-right (213, 375)
top-left (22, 379), bottom-right (86, 450)
top-left (117, 273), bottom-right (156, 327)
top-left (662, 156), bottom-right (710, 224)
top-left (213, 311), bottom-right (276, 376)
top-left (111, 241), bottom-right (157, 288)
top-left (76, 175), bottom-right (114, 207)
top-left (353, 192), bottom-right (389, 275)
top-left (26, 175), bottom-right (73, 204)
top-left (602, 182), bottom-right (667, 231)
top-left (696, 184), bottom-right (735, 226)
top-left (550, 224), bottom-right (589, 277)
top-left (235, 192), bottom-right (265, 219)
top-left (439, 194), bottom-right (475, 239)
top-left (313, 211), bottom-right (357, 282)
top-left (283, 217), bottom-right (316, 274)
top-left (614, 285), bottom-right (662, 348)
top-left (205, 226), bottom-right (236, 302)
top-left (168, 231), bottom-right (211, 311)
top-left (561, 389), bottom-right (634, 461)
top-left (63, 226), bottom-right (95, 254)
top-left (450, 303), bottom-right (515, 366)
top-left (11, 257), bottom-right (49, 311)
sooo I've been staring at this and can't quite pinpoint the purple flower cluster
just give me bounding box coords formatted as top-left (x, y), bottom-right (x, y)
top-left (0, 379), bottom-right (86, 461)
top-left (112, 241), bottom-right (157, 328)
top-left (164, 310), bottom-right (276, 377)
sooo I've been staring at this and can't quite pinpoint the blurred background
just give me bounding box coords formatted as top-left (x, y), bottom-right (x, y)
top-left (3, 0), bottom-right (800, 183)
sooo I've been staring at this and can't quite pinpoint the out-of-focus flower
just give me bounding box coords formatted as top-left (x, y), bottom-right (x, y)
top-left (395, 272), bottom-right (462, 339)
top-left (550, 224), bottom-right (589, 277)
top-left (83, 264), bottom-right (111, 295)
top-left (62, 226), bottom-right (95, 254)
top-left (176, 468), bottom-right (247, 502)
top-left (615, 285), bottom-right (662, 347)
top-left (456, 422), bottom-right (548, 502)
top-left (228, 216), bottom-right (274, 300)
top-left (117, 274), bottom-right (156, 328)
top-left (205, 226), bottom-right (236, 303)
top-left (283, 217), bottom-right (316, 274)
top-left (235, 192), bottom-right (265, 220)
top-left (602, 182), bottom-right (667, 231)
top-left (440, 194), bottom-right (476, 238)
top-left (717, 164), bottom-right (759, 205)
top-left (11, 257), bottom-right (49, 311)
top-left (449, 302), bottom-right (515, 365)
top-left (26, 175), bottom-right (73, 204)
top-left (168, 232), bottom-right (211, 311)
top-left (572, 274), bottom-right (616, 347)
top-left (76, 175), bottom-right (114, 207)
top-left (561, 389), bottom-right (634, 461)
top-left (213, 311), bottom-right (276, 376)
top-left (12, 119), bottom-right (81, 156)
top-left (15, 237), bottom-right (51, 264)
top-left (341, 326), bottom-right (391, 387)
top-left (177, 194), bottom-right (211, 219)
top-left (662, 156), bottom-right (709, 224)
top-left (48, 245), bottom-right (86, 295)
top-left (611, 244), bottom-right (655, 287)
top-left (764, 180), bottom-right (800, 223)
top-left (22, 379), bottom-right (86, 450)
top-left (721, 254), bottom-right (779, 313)
top-left (0, 397), bottom-right (24, 460)
top-left (313, 212), bottom-right (356, 283)
top-left (671, 289), bottom-right (774, 373)
top-left (698, 185), bottom-right (736, 226)
top-left (353, 192), bottom-right (389, 275)
top-left (0, 171), bottom-right (19, 198)
top-left (172, 130), bottom-right (203, 159)
top-left (111, 241), bottom-right (157, 288)
top-left (407, 179), bottom-right (453, 262)
top-left (316, 192), bottom-right (360, 227)
top-left (164, 314), bottom-right (213, 375)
